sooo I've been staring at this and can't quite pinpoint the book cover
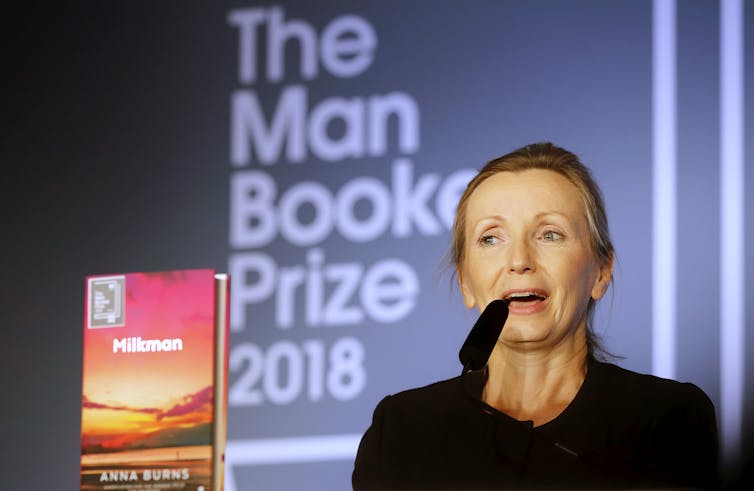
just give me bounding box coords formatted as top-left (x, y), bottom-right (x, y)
top-left (80, 269), bottom-right (229, 491)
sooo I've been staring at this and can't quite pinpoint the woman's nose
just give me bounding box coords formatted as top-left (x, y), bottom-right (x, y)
top-left (507, 239), bottom-right (535, 274)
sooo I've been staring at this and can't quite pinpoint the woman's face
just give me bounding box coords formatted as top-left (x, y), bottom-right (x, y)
top-left (459, 169), bottom-right (612, 350)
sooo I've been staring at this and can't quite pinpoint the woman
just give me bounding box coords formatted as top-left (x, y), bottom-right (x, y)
top-left (352, 143), bottom-right (718, 490)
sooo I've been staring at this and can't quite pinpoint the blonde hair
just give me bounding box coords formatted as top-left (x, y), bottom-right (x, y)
top-left (450, 142), bottom-right (615, 359)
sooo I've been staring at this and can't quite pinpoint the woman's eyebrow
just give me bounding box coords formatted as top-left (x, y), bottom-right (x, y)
top-left (469, 215), bottom-right (507, 230)
top-left (532, 211), bottom-right (572, 222)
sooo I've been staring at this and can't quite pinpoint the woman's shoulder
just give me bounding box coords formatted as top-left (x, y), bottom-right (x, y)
top-left (588, 359), bottom-right (715, 417)
top-left (378, 375), bottom-right (469, 415)
top-left (592, 360), bottom-right (709, 394)
top-left (585, 360), bottom-right (719, 487)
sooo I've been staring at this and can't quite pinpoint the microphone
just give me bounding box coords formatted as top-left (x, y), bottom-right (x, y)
top-left (458, 299), bottom-right (509, 370)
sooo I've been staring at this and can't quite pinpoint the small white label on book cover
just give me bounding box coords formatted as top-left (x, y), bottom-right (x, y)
top-left (88, 276), bottom-right (126, 328)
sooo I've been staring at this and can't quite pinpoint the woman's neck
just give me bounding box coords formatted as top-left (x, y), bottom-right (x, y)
top-left (482, 336), bottom-right (589, 427)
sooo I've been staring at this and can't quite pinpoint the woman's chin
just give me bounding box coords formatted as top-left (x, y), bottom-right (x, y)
top-left (499, 326), bottom-right (553, 347)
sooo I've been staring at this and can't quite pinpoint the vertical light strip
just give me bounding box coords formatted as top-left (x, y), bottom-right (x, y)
top-left (652, 0), bottom-right (677, 379)
top-left (720, 0), bottom-right (744, 468)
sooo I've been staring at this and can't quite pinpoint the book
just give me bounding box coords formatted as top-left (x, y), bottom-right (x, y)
top-left (80, 269), bottom-right (229, 491)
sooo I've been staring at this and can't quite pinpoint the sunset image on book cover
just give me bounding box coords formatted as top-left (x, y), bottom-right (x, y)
top-left (80, 269), bottom-right (228, 491)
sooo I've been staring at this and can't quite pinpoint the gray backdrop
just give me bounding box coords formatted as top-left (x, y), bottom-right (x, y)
top-left (2, 1), bottom-right (753, 490)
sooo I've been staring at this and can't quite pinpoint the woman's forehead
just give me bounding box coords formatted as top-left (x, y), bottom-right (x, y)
top-left (465, 169), bottom-right (586, 221)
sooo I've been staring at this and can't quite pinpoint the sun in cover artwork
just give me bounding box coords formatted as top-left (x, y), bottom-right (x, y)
top-left (80, 269), bottom-right (218, 490)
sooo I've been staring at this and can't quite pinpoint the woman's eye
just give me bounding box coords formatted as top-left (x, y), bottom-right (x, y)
top-left (542, 230), bottom-right (563, 241)
top-left (480, 235), bottom-right (498, 246)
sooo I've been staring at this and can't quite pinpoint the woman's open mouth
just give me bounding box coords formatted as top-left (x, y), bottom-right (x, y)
top-left (502, 290), bottom-right (549, 314)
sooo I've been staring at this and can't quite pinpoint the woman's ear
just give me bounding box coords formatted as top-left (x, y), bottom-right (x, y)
top-left (591, 254), bottom-right (614, 300)
top-left (458, 269), bottom-right (476, 309)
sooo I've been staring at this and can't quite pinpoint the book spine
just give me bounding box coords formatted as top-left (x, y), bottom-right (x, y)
top-left (212, 274), bottom-right (230, 491)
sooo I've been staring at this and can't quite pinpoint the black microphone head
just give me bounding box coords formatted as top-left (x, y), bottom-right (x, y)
top-left (458, 299), bottom-right (509, 370)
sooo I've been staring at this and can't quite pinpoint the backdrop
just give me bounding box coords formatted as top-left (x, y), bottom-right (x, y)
top-left (2, 1), bottom-right (752, 490)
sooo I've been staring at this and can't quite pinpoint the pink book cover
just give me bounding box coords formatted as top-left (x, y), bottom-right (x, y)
top-left (80, 269), bottom-right (229, 491)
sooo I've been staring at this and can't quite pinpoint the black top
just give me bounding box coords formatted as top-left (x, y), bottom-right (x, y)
top-left (352, 359), bottom-right (718, 490)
